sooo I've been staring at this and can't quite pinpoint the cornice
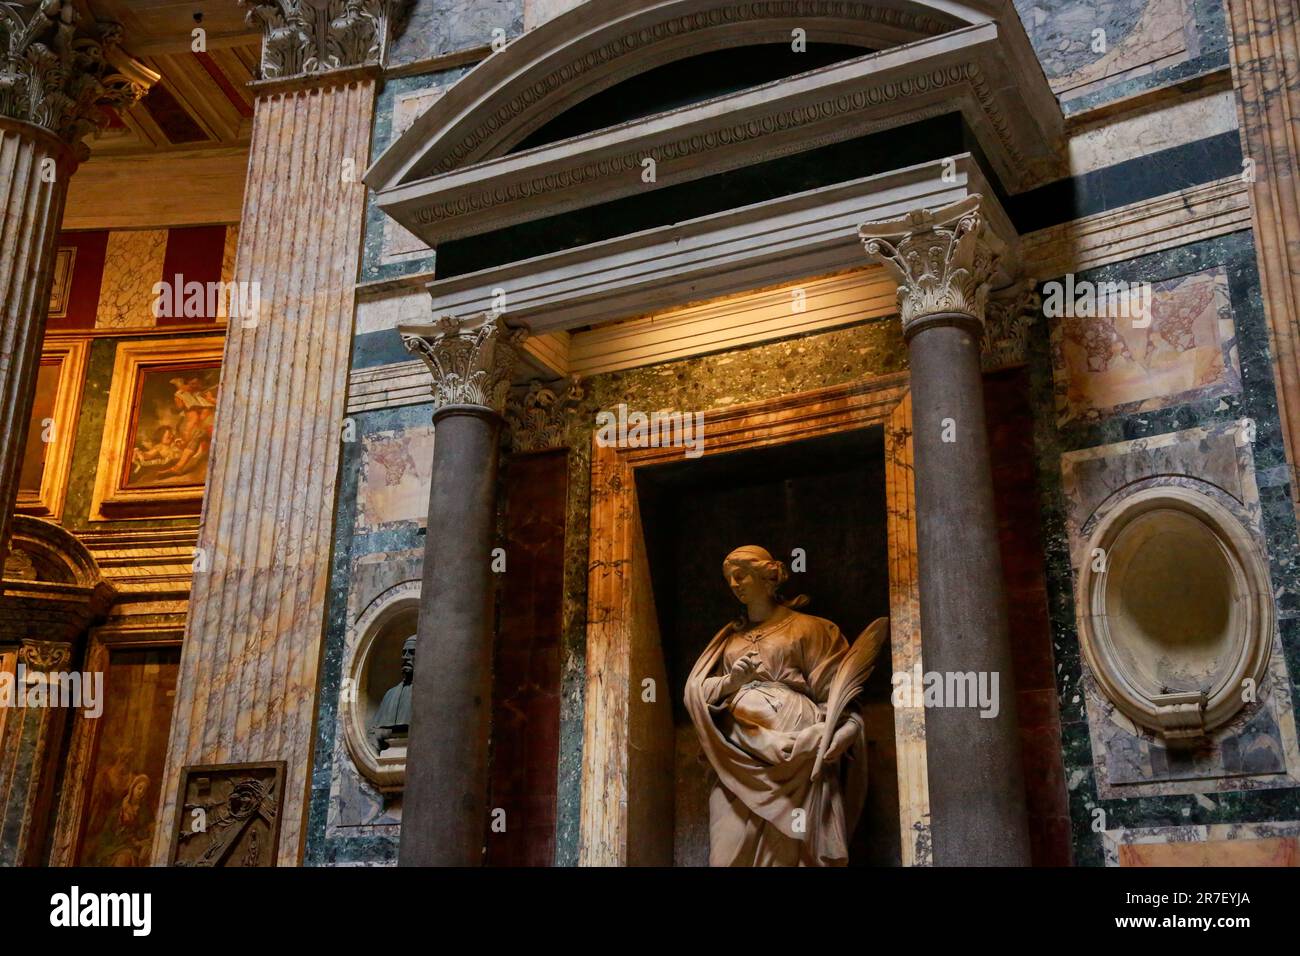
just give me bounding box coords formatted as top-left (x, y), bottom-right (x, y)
top-left (376, 23), bottom-right (1063, 246)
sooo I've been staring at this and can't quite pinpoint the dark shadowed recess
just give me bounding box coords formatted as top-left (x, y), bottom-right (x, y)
top-left (509, 43), bottom-right (872, 152)
top-left (637, 425), bottom-right (901, 866)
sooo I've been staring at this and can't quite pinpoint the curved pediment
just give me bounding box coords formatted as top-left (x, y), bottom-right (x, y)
top-left (368, 0), bottom-right (1000, 189)
top-left (4, 516), bottom-right (104, 589)
top-left (367, 0), bottom-right (1062, 247)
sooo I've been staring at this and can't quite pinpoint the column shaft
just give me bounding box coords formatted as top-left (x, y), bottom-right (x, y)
top-left (400, 407), bottom-right (502, 866)
top-left (0, 121), bottom-right (74, 562)
top-left (907, 317), bottom-right (1031, 865)
top-left (861, 196), bottom-right (1032, 865)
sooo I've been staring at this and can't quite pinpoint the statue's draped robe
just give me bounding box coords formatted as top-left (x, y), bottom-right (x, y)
top-left (685, 609), bottom-right (868, 866)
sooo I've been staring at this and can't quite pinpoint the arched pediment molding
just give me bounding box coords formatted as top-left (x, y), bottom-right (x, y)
top-left (0, 517), bottom-right (115, 642)
top-left (368, 0), bottom-right (1015, 188)
top-left (368, 1), bottom-right (1062, 247)
top-left (5, 517), bottom-right (104, 589)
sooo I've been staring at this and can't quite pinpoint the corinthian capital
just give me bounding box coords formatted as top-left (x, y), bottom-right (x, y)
top-left (400, 314), bottom-right (529, 415)
top-left (0, 3), bottom-right (155, 148)
top-left (242, 0), bottom-right (411, 81)
top-left (859, 195), bottom-right (1004, 337)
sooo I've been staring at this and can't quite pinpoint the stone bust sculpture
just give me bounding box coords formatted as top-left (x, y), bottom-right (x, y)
top-left (372, 634), bottom-right (416, 754)
top-left (684, 545), bottom-right (889, 866)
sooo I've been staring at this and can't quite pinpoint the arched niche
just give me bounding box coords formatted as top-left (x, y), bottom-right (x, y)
top-left (1078, 484), bottom-right (1274, 745)
top-left (342, 581), bottom-right (421, 793)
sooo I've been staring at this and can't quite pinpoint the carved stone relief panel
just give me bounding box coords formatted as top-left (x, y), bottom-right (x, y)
top-left (168, 762), bottom-right (285, 866)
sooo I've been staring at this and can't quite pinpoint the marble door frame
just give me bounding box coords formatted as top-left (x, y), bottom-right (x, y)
top-left (578, 372), bottom-right (931, 866)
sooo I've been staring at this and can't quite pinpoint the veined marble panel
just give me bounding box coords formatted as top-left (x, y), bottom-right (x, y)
top-left (1018, 0), bottom-right (1191, 98)
top-left (1065, 88), bottom-right (1238, 176)
top-left (388, 0), bottom-right (522, 68)
top-left (1060, 422), bottom-right (1300, 798)
top-left (380, 88), bottom-right (444, 266)
top-left (1102, 820), bottom-right (1300, 865)
top-left (355, 425), bottom-right (436, 532)
top-left (1050, 267), bottom-right (1242, 426)
top-left (94, 230), bottom-right (167, 329)
top-left (524, 0), bottom-right (583, 29)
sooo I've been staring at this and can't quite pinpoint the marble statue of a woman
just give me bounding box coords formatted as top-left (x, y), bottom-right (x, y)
top-left (684, 545), bottom-right (889, 866)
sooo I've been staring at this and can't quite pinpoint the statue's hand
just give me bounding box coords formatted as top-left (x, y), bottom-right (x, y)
top-left (725, 651), bottom-right (762, 692)
top-left (823, 719), bottom-right (858, 764)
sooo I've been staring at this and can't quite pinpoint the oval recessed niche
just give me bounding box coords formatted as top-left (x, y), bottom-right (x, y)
top-left (1079, 485), bottom-right (1274, 745)
top-left (342, 584), bottom-right (420, 793)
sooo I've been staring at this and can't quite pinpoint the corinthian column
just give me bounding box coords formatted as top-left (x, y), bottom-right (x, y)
top-left (151, 0), bottom-right (407, 867)
top-left (0, 6), bottom-right (151, 563)
top-left (1228, 3), bottom-right (1300, 523)
top-left (860, 196), bottom-right (1031, 866)
top-left (398, 314), bottom-right (527, 867)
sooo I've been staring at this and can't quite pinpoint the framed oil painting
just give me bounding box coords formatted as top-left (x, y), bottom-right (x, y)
top-left (47, 626), bottom-right (181, 867)
top-left (16, 339), bottom-right (88, 521)
top-left (90, 336), bottom-right (223, 520)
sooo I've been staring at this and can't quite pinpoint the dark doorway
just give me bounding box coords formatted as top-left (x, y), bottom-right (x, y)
top-left (636, 425), bottom-right (900, 866)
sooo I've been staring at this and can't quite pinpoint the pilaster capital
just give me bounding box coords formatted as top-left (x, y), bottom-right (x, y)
top-left (505, 377), bottom-right (585, 453)
top-left (241, 0), bottom-right (411, 82)
top-left (0, 3), bottom-right (156, 151)
top-left (399, 314), bottom-right (529, 416)
top-left (18, 638), bottom-right (71, 672)
top-left (859, 195), bottom-right (1005, 338)
top-left (982, 279), bottom-right (1041, 371)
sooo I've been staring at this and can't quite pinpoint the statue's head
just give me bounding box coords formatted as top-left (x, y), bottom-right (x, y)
top-left (401, 635), bottom-right (417, 683)
top-left (722, 545), bottom-right (787, 605)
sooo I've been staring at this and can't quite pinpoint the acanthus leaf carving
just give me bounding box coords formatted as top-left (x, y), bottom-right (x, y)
top-left (505, 377), bottom-right (585, 453)
top-left (241, 0), bottom-right (411, 81)
top-left (18, 638), bottom-right (71, 672)
top-left (0, 3), bottom-right (154, 148)
top-left (400, 313), bottom-right (529, 415)
top-left (982, 279), bottom-right (1041, 371)
top-left (859, 194), bottom-right (1003, 337)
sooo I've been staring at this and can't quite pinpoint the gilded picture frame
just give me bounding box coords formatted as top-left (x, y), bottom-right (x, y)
top-left (46, 624), bottom-right (183, 867)
top-left (16, 339), bottom-right (89, 521)
top-left (90, 336), bottom-right (223, 521)
top-left (47, 246), bottom-right (76, 319)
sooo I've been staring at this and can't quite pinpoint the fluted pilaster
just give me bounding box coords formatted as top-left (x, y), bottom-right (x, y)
top-left (1228, 2), bottom-right (1300, 521)
top-left (861, 195), bottom-right (1030, 866)
top-left (150, 78), bottom-right (375, 867)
